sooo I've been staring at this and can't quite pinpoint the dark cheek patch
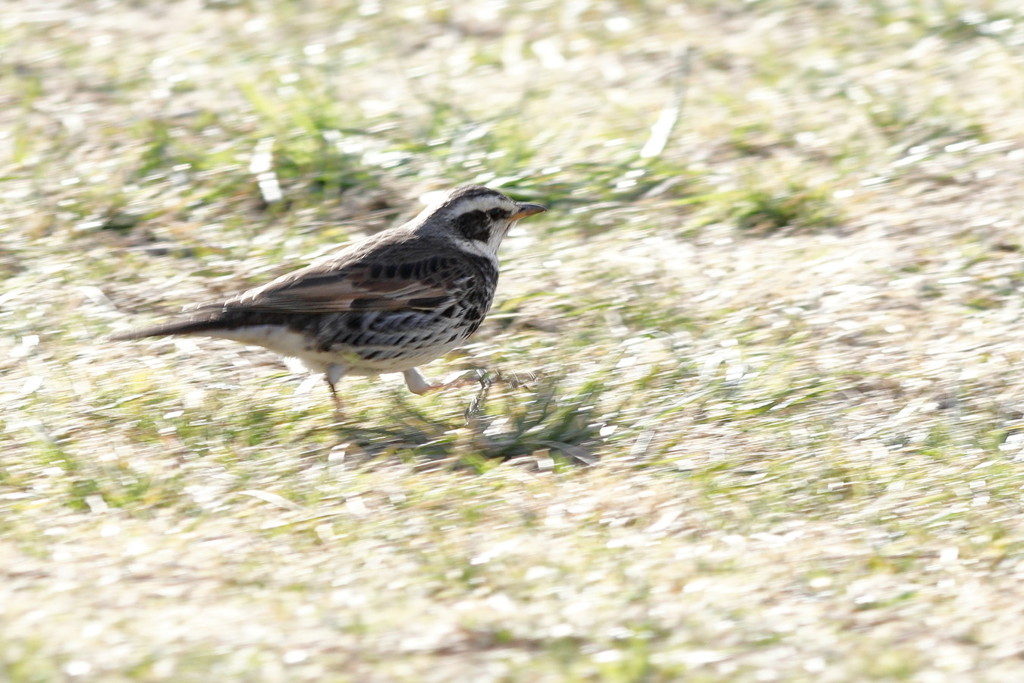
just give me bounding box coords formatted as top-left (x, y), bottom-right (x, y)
top-left (455, 210), bottom-right (491, 242)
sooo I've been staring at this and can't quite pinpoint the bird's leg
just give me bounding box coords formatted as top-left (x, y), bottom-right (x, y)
top-left (402, 368), bottom-right (436, 395)
top-left (325, 364), bottom-right (346, 417)
top-left (326, 377), bottom-right (343, 415)
top-left (403, 367), bottom-right (480, 395)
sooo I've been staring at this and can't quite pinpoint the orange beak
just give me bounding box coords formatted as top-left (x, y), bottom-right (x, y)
top-left (510, 203), bottom-right (547, 221)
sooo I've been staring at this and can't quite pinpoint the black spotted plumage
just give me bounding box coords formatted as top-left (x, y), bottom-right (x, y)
top-left (112, 185), bottom-right (546, 410)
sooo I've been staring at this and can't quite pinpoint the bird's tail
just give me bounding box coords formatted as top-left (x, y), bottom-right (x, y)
top-left (109, 318), bottom-right (227, 341)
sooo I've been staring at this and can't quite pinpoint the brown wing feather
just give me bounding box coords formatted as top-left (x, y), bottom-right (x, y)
top-left (231, 266), bottom-right (450, 313)
top-left (201, 235), bottom-right (459, 315)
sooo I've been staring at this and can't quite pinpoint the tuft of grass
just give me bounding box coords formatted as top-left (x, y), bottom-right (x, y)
top-left (730, 181), bottom-right (841, 234)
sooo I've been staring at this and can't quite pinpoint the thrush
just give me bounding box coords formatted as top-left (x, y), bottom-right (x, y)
top-left (112, 185), bottom-right (547, 411)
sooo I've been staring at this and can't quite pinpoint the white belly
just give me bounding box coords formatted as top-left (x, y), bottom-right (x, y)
top-left (204, 325), bottom-right (456, 376)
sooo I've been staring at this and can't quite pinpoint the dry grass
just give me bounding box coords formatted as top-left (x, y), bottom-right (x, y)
top-left (4, 0), bottom-right (1024, 680)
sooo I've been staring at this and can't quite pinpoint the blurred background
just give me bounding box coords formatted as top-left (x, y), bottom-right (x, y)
top-left (3, 0), bottom-right (1024, 680)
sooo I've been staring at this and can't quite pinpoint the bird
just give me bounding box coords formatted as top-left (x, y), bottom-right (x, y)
top-left (112, 185), bottom-right (547, 412)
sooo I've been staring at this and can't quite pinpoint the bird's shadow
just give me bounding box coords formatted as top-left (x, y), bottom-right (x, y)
top-left (320, 370), bottom-right (606, 469)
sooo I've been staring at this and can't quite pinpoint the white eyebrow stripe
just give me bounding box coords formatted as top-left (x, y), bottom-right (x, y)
top-left (447, 196), bottom-right (510, 214)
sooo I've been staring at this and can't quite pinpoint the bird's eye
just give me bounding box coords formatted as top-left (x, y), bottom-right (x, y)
top-left (454, 210), bottom-right (491, 242)
top-left (487, 208), bottom-right (510, 221)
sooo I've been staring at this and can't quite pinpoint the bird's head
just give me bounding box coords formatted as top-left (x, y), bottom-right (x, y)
top-left (413, 185), bottom-right (546, 259)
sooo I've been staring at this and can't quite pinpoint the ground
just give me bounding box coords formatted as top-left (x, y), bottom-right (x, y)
top-left (3, 0), bottom-right (1024, 680)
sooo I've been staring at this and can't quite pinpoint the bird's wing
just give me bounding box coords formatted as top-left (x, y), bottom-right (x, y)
top-left (204, 248), bottom-right (463, 315)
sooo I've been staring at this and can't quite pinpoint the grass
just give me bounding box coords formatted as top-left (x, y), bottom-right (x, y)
top-left (3, 0), bottom-right (1024, 679)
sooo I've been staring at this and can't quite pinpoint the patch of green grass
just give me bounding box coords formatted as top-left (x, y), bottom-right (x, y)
top-left (730, 181), bottom-right (841, 234)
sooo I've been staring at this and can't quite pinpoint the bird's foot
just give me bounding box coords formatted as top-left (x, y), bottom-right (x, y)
top-left (404, 367), bottom-right (540, 396)
top-left (402, 367), bottom-right (480, 395)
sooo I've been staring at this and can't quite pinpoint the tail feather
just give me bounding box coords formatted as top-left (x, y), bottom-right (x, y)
top-left (109, 318), bottom-right (229, 341)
